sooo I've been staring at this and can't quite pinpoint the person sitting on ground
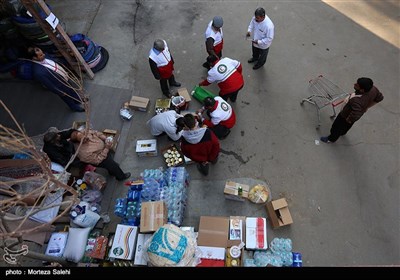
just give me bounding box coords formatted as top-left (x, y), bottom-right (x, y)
top-left (42, 128), bottom-right (82, 170)
top-left (70, 129), bottom-right (130, 181)
top-left (27, 46), bottom-right (85, 112)
top-left (146, 110), bottom-right (186, 141)
top-left (180, 114), bottom-right (220, 176)
top-left (197, 96), bottom-right (236, 140)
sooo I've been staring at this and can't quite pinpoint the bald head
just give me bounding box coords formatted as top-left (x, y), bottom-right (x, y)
top-left (153, 39), bottom-right (165, 51)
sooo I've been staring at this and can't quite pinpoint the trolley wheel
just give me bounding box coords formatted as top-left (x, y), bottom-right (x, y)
top-left (300, 100), bottom-right (304, 105)
top-left (329, 115), bottom-right (336, 119)
top-left (315, 124), bottom-right (320, 130)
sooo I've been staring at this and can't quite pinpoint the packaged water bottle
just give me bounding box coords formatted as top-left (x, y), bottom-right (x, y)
top-left (114, 198), bottom-right (127, 217)
top-left (292, 252), bottom-right (302, 267)
top-left (283, 238), bottom-right (292, 252)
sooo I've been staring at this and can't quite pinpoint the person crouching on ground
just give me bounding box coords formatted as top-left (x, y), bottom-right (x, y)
top-left (197, 96), bottom-right (236, 140)
top-left (70, 130), bottom-right (130, 181)
top-left (146, 110), bottom-right (186, 141)
top-left (180, 114), bottom-right (220, 176)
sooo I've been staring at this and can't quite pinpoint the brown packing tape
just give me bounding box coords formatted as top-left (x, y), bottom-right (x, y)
top-left (148, 203), bottom-right (154, 229)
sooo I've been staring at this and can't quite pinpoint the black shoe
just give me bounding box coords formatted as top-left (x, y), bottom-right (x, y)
top-left (202, 62), bottom-right (211, 70)
top-left (320, 136), bottom-right (331, 143)
top-left (196, 163), bottom-right (209, 176)
top-left (170, 82), bottom-right (181, 87)
top-left (219, 129), bottom-right (231, 140)
top-left (253, 64), bottom-right (263, 70)
top-left (248, 58), bottom-right (257, 63)
top-left (117, 172), bottom-right (131, 181)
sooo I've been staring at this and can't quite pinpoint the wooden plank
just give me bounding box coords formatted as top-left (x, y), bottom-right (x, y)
top-left (21, 0), bottom-right (94, 79)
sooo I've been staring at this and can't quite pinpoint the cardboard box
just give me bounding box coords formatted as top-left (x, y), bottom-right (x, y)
top-left (245, 217), bottom-right (268, 250)
top-left (72, 121), bottom-right (87, 131)
top-left (224, 181), bottom-right (250, 202)
top-left (161, 144), bottom-right (185, 167)
top-left (103, 129), bottom-right (120, 152)
top-left (177, 88), bottom-right (192, 110)
top-left (197, 216), bottom-right (229, 248)
top-left (140, 201), bottom-right (168, 233)
top-left (229, 217), bottom-right (244, 241)
top-left (266, 198), bottom-right (293, 229)
top-left (133, 233), bottom-right (152, 265)
top-left (136, 139), bottom-right (157, 157)
top-left (155, 98), bottom-right (171, 114)
top-left (129, 96), bottom-right (150, 112)
top-left (230, 216), bottom-right (246, 243)
top-left (197, 246), bottom-right (225, 267)
top-left (109, 224), bottom-right (138, 260)
top-left (87, 235), bottom-right (108, 259)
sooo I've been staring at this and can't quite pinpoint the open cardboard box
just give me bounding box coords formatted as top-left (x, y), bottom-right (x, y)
top-left (224, 181), bottom-right (250, 202)
top-left (102, 129), bottom-right (120, 152)
top-left (155, 98), bottom-right (171, 114)
top-left (266, 198), bottom-right (293, 229)
top-left (160, 144), bottom-right (185, 167)
top-left (72, 120), bottom-right (87, 131)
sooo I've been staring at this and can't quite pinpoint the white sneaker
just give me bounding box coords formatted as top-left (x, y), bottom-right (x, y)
top-left (120, 108), bottom-right (133, 120)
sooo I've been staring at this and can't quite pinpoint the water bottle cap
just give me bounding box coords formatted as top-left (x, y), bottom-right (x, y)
top-left (76, 179), bottom-right (83, 185)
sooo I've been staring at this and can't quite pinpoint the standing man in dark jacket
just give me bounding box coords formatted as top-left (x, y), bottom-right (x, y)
top-left (149, 39), bottom-right (181, 97)
top-left (320, 77), bottom-right (384, 143)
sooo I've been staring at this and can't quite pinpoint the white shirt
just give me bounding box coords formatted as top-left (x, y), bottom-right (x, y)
top-left (247, 15), bottom-right (274, 49)
top-left (38, 58), bottom-right (69, 81)
top-left (209, 96), bottom-right (233, 125)
top-left (148, 40), bottom-right (172, 67)
top-left (204, 21), bottom-right (223, 46)
top-left (146, 110), bottom-right (183, 141)
top-left (207, 57), bottom-right (240, 84)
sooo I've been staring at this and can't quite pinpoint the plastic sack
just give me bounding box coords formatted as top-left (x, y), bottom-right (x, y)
top-left (70, 201), bottom-right (100, 229)
top-left (81, 190), bottom-right (102, 204)
top-left (145, 224), bottom-right (200, 267)
top-left (83, 171), bottom-right (106, 190)
top-left (248, 184), bottom-right (270, 204)
top-left (63, 227), bottom-right (91, 263)
top-left (191, 86), bottom-right (216, 104)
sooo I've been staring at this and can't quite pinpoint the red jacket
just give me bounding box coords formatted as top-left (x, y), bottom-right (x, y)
top-left (199, 62), bottom-right (244, 96)
top-left (181, 129), bottom-right (220, 163)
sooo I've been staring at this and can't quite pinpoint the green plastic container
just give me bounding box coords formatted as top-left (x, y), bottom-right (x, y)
top-left (191, 86), bottom-right (216, 104)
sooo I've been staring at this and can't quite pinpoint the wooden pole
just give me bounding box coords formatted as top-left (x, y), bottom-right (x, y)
top-left (21, 0), bottom-right (95, 79)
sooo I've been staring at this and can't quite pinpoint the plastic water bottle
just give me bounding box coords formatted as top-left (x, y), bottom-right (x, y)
top-left (292, 252), bottom-right (302, 267)
top-left (114, 198), bottom-right (127, 217)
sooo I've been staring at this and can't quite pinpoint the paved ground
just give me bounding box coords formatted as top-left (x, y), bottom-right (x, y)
top-left (1, 0), bottom-right (399, 266)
